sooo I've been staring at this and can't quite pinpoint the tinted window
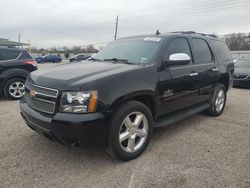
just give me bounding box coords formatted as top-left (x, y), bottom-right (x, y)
top-left (20, 50), bottom-right (33, 59)
top-left (0, 49), bottom-right (21, 60)
top-left (0, 51), bottom-right (4, 61)
top-left (165, 38), bottom-right (192, 60)
top-left (211, 40), bottom-right (232, 60)
top-left (95, 38), bottom-right (163, 64)
top-left (193, 38), bottom-right (212, 63)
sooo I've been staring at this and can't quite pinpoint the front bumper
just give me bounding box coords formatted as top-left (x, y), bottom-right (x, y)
top-left (233, 79), bottom-right (250, 88)
top-left (20, 99), bottom-right (109, 146)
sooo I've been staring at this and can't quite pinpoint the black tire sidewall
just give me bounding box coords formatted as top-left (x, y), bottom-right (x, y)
top-left (4, 78), bottom-right (25, 100)
top-left (109, 101), bottom-right (153, 161)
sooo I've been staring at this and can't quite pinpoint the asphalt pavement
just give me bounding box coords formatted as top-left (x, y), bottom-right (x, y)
top-left (0, 66), bottom-right (249, 187)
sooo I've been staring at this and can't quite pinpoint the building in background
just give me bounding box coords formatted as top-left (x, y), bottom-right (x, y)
top-left (0, 38), bottom-right (28, 47)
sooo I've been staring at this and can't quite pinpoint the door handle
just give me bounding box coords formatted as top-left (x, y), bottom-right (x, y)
top-left (189, 72), bottom-right (199, 77)
top-left (212, 67), bottom-right (219, 72)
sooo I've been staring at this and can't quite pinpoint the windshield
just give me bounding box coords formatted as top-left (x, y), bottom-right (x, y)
top-left (94, 37), bottom-right (163, 64)
top-left (235, 59), bottom-right (250, 68)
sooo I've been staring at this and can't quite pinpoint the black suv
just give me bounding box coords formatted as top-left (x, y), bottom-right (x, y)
top-left (20, 32), bottom-right (234, 161)
top-left (0, 47), bottom-right (37, 99)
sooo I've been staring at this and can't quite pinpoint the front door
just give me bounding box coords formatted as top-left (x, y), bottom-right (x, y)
top-left (157, 37), bottom-right (200, 116)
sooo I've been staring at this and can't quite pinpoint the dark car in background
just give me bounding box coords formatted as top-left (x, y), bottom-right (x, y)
top-left (0, 47), bottom-right (37, 99)
top-left (69, 54), bottom-right (91, 62)
top-left (233, 59), bottom-right (250, 88)
top-left (35, 54), bottom-right (62, 63)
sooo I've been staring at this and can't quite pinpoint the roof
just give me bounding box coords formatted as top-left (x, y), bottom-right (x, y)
top-left (0, 38), bottom-right (28, 47)
top-left (120, 31), bottom-right (222, 41)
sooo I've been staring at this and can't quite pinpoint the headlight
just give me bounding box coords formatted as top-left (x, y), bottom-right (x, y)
top-left (59, 91), bottom-right (98, 113)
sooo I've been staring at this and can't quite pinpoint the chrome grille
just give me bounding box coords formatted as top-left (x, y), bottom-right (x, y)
top-left (25, 81), bottom-right (58, 98)
top-left (233, 74), bottom-right (249, 80)
top-left (25, 94), bottom-right (55, 114)
top-left (25, 82), bottom-right (58, 114)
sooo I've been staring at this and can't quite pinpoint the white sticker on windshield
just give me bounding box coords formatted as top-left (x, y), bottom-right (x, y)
top-left (144, 37), bottom-right (162, 42)
top-left (140, 57), bottom-right (147, 63)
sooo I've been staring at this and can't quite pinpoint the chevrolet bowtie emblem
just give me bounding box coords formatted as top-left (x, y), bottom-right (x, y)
top-left (28, 90), bottom-right (38, 98)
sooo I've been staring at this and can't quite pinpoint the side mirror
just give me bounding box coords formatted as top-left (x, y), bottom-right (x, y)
top-left (164, 53), bottom-right (191, 67)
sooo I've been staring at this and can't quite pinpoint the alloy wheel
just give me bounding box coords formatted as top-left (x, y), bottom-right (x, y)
top-left (215, 89), bottom-right (225, 112)
top-left (8, 82), bottom-right (25, 98)
top-left (119, 112), bottom-right (148, 153)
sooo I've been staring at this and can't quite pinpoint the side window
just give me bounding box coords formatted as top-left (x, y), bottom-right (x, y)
top-left (0, 51), bottom-right (4, 61)
top-left (211, 40), bottom-right (232, 61)
top-left (1, 50), bottom-right (21, 60)
top-left (192, 38), bottom-right (212, 63)
top-left (20, 50), bottom-right (33, 59)
top-left (165, 38), bottom-right (192, 61)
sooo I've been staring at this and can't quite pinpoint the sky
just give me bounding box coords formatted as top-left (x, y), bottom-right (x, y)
top-left (0, 0), bottom-right (250, 48)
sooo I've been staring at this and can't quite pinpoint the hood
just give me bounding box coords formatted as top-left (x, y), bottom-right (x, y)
top-left (234, 67), bottom-right (250, 75)
top-left (28, 61), bottom-right (137, 90)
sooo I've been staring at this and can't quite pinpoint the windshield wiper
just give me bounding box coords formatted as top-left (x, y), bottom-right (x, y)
top-left (87, 57), bottom-right (102, 62)
top-left (103, 58), bottom-right (134, 64)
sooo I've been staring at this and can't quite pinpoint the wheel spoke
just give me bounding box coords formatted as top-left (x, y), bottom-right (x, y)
top-left (9, 85), bottom-right (16, 90)
top-left (18, 83), bottom-right (23, 88)
top-left (134, 114), bottom-right (143, 127)
top-left (119, 131), bottom-right (130, 142)
top-left (135, 129), bottom-right (146, 138)
top-left (124, 116), bottom-right (133, 129)
top-left (127, 137), bottom-right (135, 151)
top-left (20, 85), bottom-right (25, 90)
top-left (12, 90), bottom-right (17, 96)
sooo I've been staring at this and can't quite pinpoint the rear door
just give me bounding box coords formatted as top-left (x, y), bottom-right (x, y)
top-left (190, 38), bottom-right (220, 102)
top-left (157, 37), bottom-right (201, 115)
top-left (0, 50), bottom-right (4, 79)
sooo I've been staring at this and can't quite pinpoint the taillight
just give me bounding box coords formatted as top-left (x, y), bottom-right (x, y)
top-left (22, 60), bottom-right (37, 67)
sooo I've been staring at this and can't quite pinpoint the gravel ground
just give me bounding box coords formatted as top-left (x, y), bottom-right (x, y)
top-left (0, 65), bottom-right (249, 187)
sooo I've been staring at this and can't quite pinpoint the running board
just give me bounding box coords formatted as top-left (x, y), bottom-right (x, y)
top-left (154, 103), bottom-right (210, 128)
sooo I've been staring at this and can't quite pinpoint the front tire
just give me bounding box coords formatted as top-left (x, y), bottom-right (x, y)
top-left (206, 84), bottom-right (227, 116)
top-left (4, 78), bottom-right (25, 100)
top-left (107, 101), bottom-right (153, 161)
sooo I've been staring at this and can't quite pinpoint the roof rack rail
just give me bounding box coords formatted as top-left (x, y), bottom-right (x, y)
top-left (170, 31), bottom-right (218, 38)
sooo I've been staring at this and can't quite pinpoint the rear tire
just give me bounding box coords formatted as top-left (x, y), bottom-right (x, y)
top-left (107, 101), bottom-right (153, 161)
top-left (206, 84), bottom-right (226, 116)
top-left (4, 78), bottom-right (25, 100)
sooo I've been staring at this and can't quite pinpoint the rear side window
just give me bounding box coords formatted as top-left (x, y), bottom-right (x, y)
top-left (19, 50), bottom-right (33, 59)
top-left (0, 50), bottom-right (21, 60)
top-left (165, 38), bottom-right (192, 60)
top-left (192, 38), bottom-right (212, 63)
top-left (0, 51), bottom-right (4, 61)
top-left (211, 40), bottom-right (232, 60)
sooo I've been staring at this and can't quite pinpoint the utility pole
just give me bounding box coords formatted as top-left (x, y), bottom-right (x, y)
top-left (28, 40), bottom-right (31, 53)
top-left (114, 15), bottom-right (119, 40)
top-left (18, 34), bottom-right (21, 48)
top-left (18, 33), bottom-right (21, 43)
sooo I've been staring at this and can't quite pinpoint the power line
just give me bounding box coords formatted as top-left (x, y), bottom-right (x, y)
top-left (120, 0), bottom-right (250, 24)
top-left (9, 0), bottom-right (249, 47)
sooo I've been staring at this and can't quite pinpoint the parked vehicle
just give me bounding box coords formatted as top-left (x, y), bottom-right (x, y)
top-left (0, 47), bottom-right (37, 99)
top-left (20, 32), bottom-right (234, 161)
top-left (233, 59), bottom-right (250, 87)
top-left (69, 54), bottom-right (90, 62)
top-left (35, 54), bottom-right (62, 63)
